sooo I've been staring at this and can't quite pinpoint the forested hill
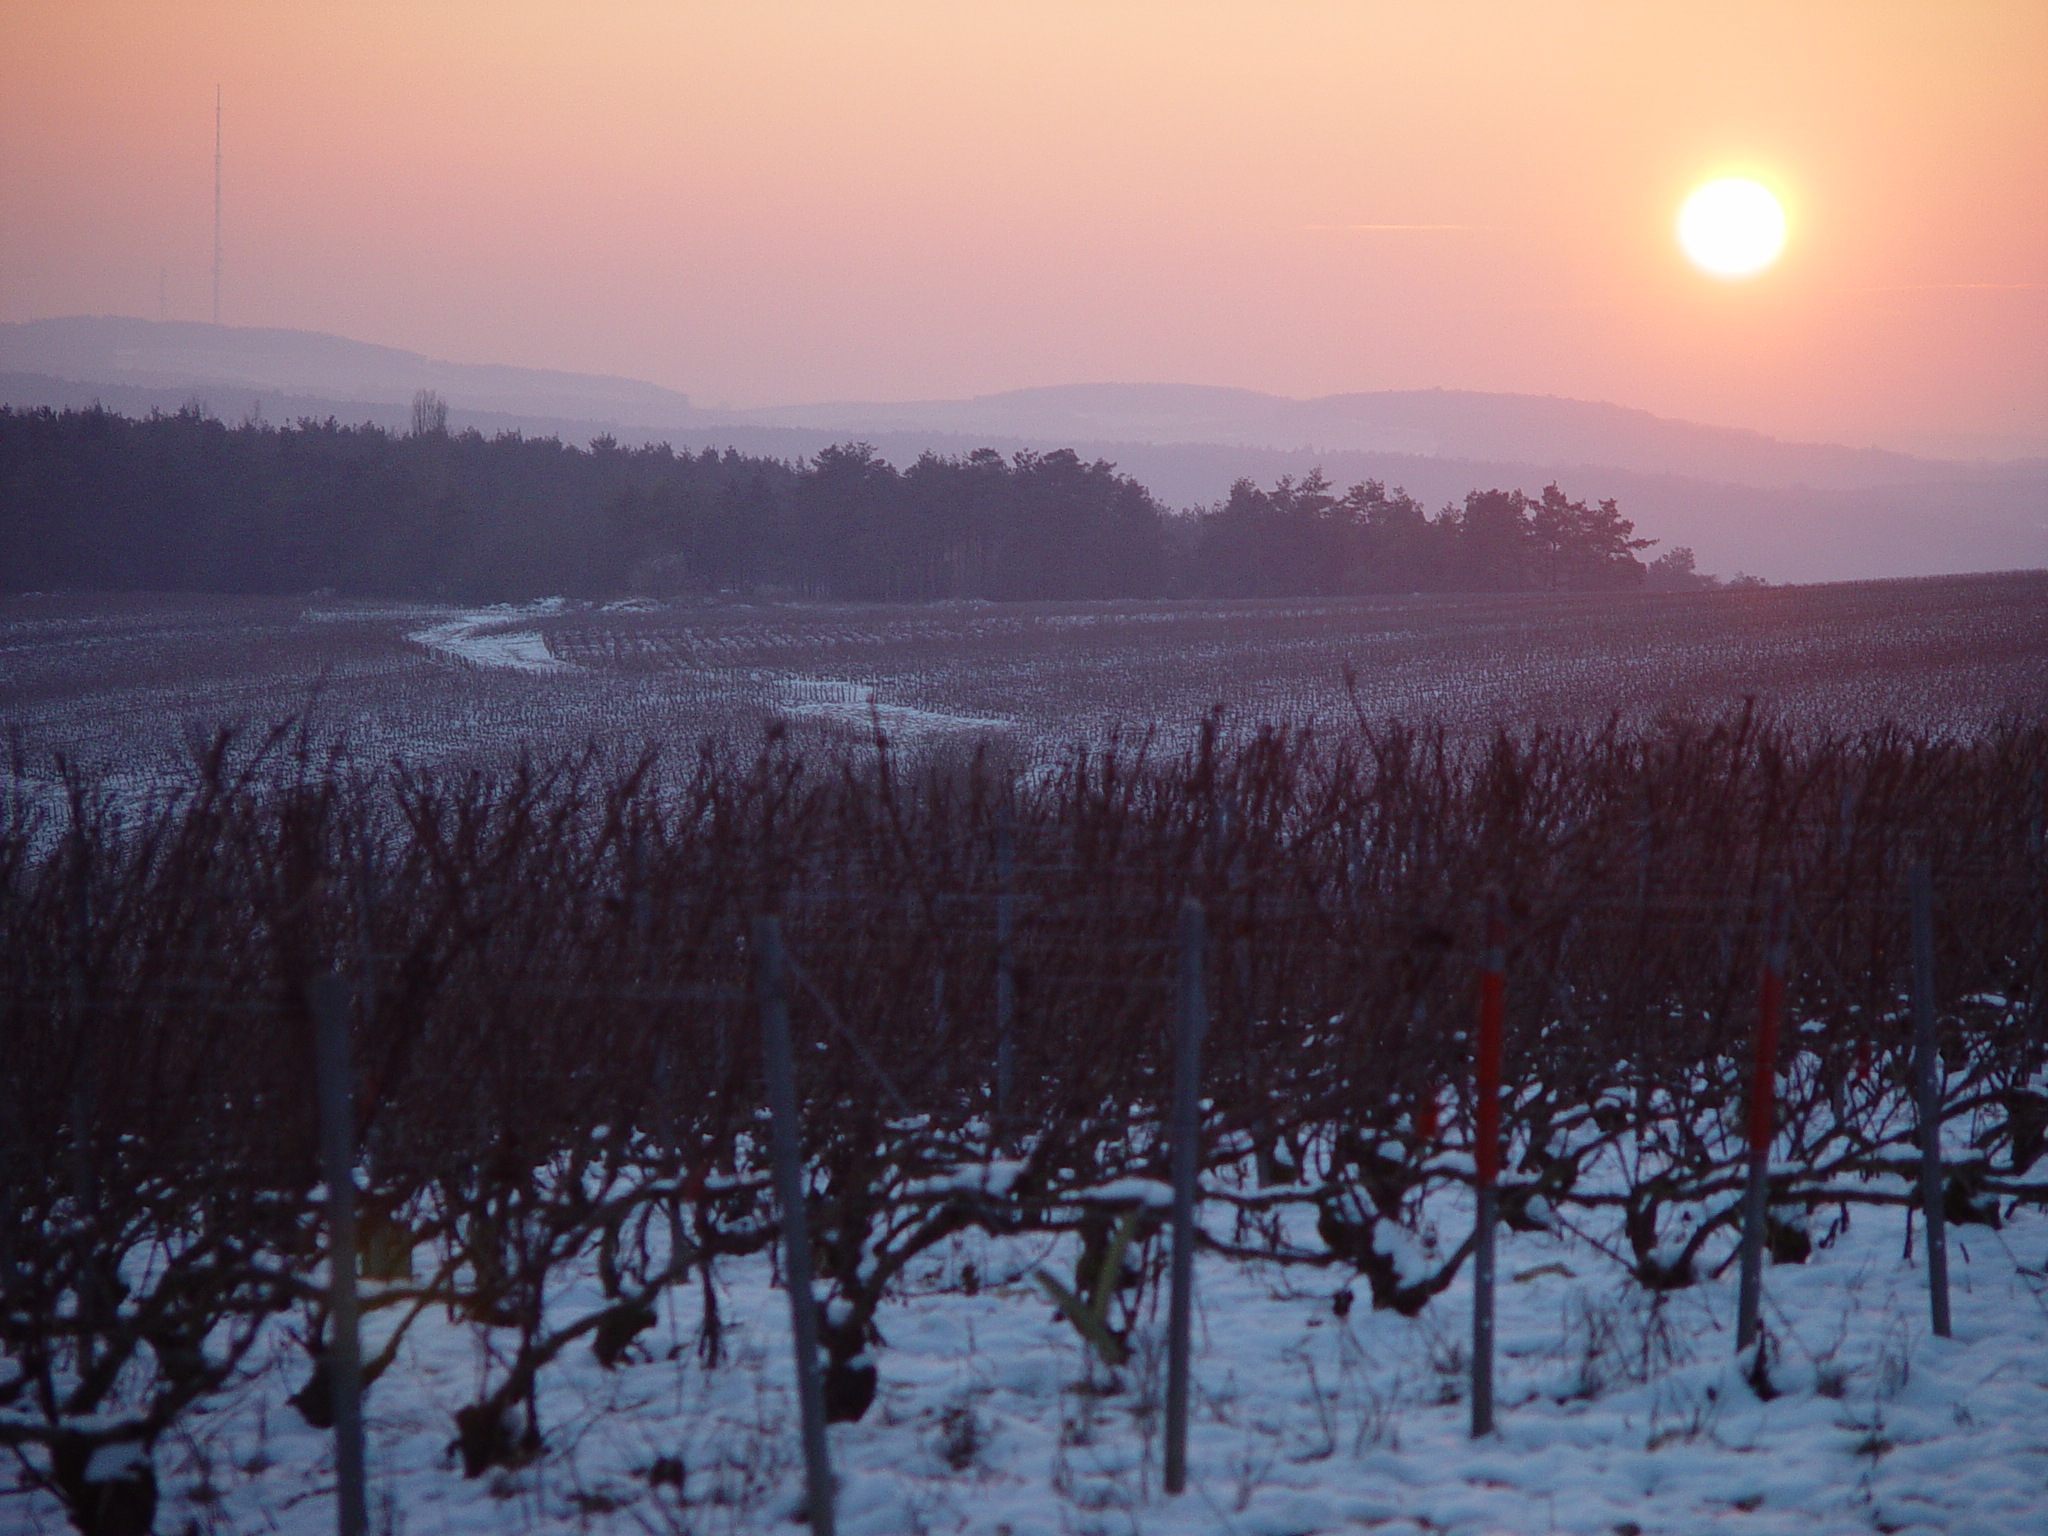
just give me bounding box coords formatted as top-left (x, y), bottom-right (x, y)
top-left (0, 405), bottom-right (1669, 603)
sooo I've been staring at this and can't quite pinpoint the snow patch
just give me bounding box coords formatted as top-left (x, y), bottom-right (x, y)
top-left (83, 1441), bottom-right (150, 1482)
top-left (1370, 1219), bottom-right (1432, 1287)
top-left (408, 602), bottom-right (573, 673)
top-left (902, 1159), bottom-right (1028, 1200)
top-left (1070, 1177), bottom-right (1175, 1209)
top-left (771, 678), bottom-right (1009, 740)
top-left (16, 1193), bottom-right (2048, 1535)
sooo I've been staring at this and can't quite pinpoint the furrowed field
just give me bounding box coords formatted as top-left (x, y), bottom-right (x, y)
top-left (3, 572), bottom-right (2048, 1536)
top-left (5, 571), bottom-right (2045, 789)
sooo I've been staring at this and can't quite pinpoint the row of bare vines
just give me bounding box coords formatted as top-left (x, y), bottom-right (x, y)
top-left (1, 707), bottom-right (2042, 1532)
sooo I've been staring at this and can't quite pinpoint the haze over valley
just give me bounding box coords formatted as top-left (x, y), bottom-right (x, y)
top-left (7, 315), bottom-right (2044, 585)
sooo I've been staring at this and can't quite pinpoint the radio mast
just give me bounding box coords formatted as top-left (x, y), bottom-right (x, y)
top-left (212, 86), bottom-right (223, 325)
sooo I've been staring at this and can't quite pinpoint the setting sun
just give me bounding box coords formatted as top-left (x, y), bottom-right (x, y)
top-left (1678, 178), bottom-right (1787, 279)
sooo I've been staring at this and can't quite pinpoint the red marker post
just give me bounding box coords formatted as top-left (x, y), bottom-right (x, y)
top-left (1736, 876), bottom-right (1790, 1356)
top-left (1470, 889), bottom-right (1506, 1438)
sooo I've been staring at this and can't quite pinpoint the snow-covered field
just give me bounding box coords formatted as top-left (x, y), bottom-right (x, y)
top-left (6, 579), bottom-right (2047, 1535)
top-left (407, 603), bottom-right (575, 674)
top-left (5, 574), bottom-right (2045, 795)
top-left (22, 1193), bottom-right (2044, 1536)
top-left (772, 678), bottom-right (1012, 746)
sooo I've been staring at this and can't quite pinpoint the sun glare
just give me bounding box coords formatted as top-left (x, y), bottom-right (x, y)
top-left (1677, 178), bottom-right (1786, 279)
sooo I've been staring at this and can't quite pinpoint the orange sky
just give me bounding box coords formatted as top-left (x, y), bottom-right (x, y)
top-left (3, 1), bottom-right (2044, 452)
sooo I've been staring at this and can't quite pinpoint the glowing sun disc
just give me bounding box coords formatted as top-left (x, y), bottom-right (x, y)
top-left (1678, 179), bottom-right (1786, 278)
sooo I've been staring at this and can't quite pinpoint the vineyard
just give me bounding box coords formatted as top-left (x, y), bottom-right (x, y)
top-left (4, 706), bottom-right (2046, 1535)
top-left (5, 572), bottom-right (2046, 795)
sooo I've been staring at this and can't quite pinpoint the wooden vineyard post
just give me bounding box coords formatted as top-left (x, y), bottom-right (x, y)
top-left (754, 916), bottom-right (836, 1536)
top-left (309, 975), bottom-right (367, 1536)
top-left (1910, 859), bottom-right (1952, 1338)
top-left (1165, 898), bottom-right (1208, 1496)
top-left (1470, 890), bottom-right (1505, 1438)
top-left (1736, 877), bottom-right (1790, 1356)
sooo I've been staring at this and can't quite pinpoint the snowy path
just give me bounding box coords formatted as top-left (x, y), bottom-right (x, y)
top-left (408, 601), bottom-right (573, 673)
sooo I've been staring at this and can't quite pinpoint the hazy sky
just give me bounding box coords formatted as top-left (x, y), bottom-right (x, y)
top-left (3, 2), bottom-right (2044, 451)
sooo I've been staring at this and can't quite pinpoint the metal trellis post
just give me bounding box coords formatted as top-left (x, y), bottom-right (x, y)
top-left (1910, 859), bottom-right (1952, 1338)
top-left (1471, 889), bottom-right (1505, 1438)
top-left (995, 798), bottom-right (1016, 1138)
top-left (1736, 876), bottom-right (1790, 1356)
top-left (310, 974), bottom-right (367, 1536)
top-left (754, 916), bottom-right (836, 1536)
top-left (1165, 898), bottom-right (1208, 1495)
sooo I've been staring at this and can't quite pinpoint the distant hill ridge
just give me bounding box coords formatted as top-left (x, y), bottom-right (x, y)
top-left (6, 316), bottom-right (2045, 586)
top-left (0, 315), bottom-right (2009, 491)
top-left (748, 381), bottom-right (1981, 491)
top-left (0, 316), bottom-right (696, 426)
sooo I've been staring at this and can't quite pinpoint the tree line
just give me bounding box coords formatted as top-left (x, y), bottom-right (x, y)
top-left (0, 403), bottom-right (1687, 603)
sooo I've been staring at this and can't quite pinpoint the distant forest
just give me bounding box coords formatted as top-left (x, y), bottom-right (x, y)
top-left (0, 403), bottom-right (1694, 603)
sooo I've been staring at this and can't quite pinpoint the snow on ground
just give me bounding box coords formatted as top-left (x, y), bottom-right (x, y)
top-left (31, 1196), bottom-right (2047, 1536)
top-left (774, 678), bottom-right (1013, 743)
top-left (408, 602), bottom-right (574, 674)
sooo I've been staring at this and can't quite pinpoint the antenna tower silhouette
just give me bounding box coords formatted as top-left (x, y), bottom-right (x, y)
top-left (212, 86), bottom-right (223, 325)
